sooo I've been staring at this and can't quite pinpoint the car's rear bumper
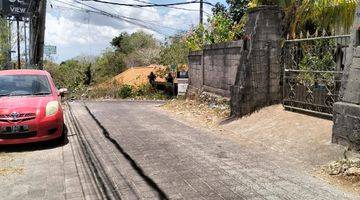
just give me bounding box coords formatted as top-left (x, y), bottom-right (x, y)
top-left (0, 114), bottom-right (64, 145)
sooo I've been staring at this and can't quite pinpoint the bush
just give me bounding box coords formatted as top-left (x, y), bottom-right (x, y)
top-left (135, 84), bottom-right (155, 96)
top-left (118, 84), bottom-right (133, 98)
top-left (86, 83), bottom-right (170, 100)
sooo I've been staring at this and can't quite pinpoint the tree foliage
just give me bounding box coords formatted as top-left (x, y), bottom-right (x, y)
top-left (160, 34), bottom-right (189, 66)
top-left (111, 31), bottom-right (158, 54)
top-left (0, 18), bottom-right (10, 68)
top-left (212, 3), bottom-right (227, 15)
top-left (110, 31), bottom-right (161, 67)
top-left (185, 13), bottom-right (245, 51)
top-left (251, 0), bottom-right (357, 38)
top-left (186, 0), bottom-right (249, 51)
top-left (226, 0), bottom-right (250, 23)
top-left (93, 49), bottom-right (126, 83)
top-left (45, 59), bottom-right (89, 95)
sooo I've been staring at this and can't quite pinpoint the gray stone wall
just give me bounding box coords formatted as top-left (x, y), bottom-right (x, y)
top-left (188, 51), bottom-right (203, 89)
top-left (332, 6), bottom-right (360, 150)
top-left (231, 6), bottom-right (282, 117)
top-left (188, 41), bottom-right (243, 97)
top-left (333, 102), bottom-right (360, 149)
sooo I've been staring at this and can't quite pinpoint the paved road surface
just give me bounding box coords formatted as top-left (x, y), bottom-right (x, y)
top-left (0, 101), bottom-right (357, 200)
top-left (66, 101), bottom-right (356, 200)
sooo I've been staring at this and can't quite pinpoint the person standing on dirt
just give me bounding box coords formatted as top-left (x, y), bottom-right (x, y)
top-left (166, 73), bottom-right (174, 96)
top-left (148, 72), bottom-right (157, 86)
top-left (166, 73), bottom-right (174, 84)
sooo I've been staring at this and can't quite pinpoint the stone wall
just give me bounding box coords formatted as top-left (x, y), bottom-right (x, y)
top-left (332, 6), bottom-right (360, 150)
top-left (188, 50), bottom-right (203, 90)
top-left (188, 41), bottom-right (243, 97)
top-left (230, 6), bottom-right (282, 117)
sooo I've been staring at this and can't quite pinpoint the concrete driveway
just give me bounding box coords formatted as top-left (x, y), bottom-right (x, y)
top-left (0, 101), bottom-right (357, 200)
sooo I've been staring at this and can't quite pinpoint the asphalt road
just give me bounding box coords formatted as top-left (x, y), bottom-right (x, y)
top-left (0, 100), bottom-right (357, 200)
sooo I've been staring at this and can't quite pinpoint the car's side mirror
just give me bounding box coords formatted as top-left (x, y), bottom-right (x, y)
top-left (58, 88), bottom-right (68, 97)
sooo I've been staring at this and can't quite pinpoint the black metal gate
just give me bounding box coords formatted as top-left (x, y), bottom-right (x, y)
top-left (282, 35), bottom-right (351, 117)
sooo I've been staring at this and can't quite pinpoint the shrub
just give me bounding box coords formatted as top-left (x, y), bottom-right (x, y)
top-left (135, 84), bottom-right (155, 96)
top-left (118, 84), bottom-right (133, 98)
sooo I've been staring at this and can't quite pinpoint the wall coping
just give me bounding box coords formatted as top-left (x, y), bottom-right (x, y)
top-left (189, 40), bottom-right (243, 56)
top-left (248, 5), bottom-right (281, 13)
top-left (189, 50), bottom-right (203, 56)
top-left (203, 40), bottom-right (244, 50)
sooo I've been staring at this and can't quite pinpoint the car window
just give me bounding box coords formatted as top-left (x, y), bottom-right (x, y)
top-left (0, 75), bottom-right (52, 97)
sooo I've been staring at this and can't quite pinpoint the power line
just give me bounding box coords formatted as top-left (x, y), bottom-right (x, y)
top-left (132, 0), bottom-right (199, 12)
top-left (74, 0), bottom-right (182, 33)
top-left (81, 0), bottom-right (214, 7)
top-left (51, 0), bottom-right (87, 10)
top-left (51, 0), bottom-right (183, 35)
top-left (52, 0), bottom-right (183, 30)
top-left (53, 0), bottom-right (210, 23)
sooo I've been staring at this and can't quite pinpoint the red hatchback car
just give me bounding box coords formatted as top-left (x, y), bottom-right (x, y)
top-left (0, 70), bottom-right (67, 145)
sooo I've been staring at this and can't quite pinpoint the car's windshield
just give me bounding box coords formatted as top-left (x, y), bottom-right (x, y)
top-left (0, 75), bottom-right (52, 97)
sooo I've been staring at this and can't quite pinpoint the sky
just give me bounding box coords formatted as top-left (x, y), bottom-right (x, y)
top-left (44, 0), bottom-right (227, 62)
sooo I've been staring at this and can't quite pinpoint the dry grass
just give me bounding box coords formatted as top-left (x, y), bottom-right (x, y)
top-left (0, 167), bottom-right (24, 176)
top-left (0, 153), bottom-right (24, 176)
top-left (320, 158), bottom-right (360, 194)
top-left (162, 98), bottom-right (230, 127)
top-left (0, 153), bottom-right (14, 162)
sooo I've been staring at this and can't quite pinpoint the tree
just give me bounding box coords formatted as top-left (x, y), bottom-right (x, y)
top-left (160, 34), bottom-right (189, 66)
top-left (45, 59), bottom-right (87, 90)
top-left (212, 1), bottom-right (250, 24)
top-left (250, 0), bottom-right (357, 38)
top-left (110, 31), bottom-right (158, 55)
top-left (110, 32), bottom-right (128, 50)
top-left (0, 18), bottom-right (10, 68)
top-left (185, 24), bottom-right (206, 51)
top-left (110, 31), bottom-right (161, 68)
top-left (227, 0), bottom-right (250, 23)
top-left (212, 2), bottom-right (227, 15)
top-left (185, 13), bottom-right (242, 51)
top-left (93, 49), bottom-right (126, 83)
top-left (206, 14), bottom-right (237, 44)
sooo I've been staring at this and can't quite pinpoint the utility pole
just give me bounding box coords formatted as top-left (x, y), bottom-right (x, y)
top-left (24, 21), bottom-right (28, 68)
top-left (29, 0), bottom-right (47, 70)
top-left (16, 18), bottom-right (20, 69)
top-left (6, 20), bottom-right (12, 69)
top-left (200, 0), bottom-right (203, 25)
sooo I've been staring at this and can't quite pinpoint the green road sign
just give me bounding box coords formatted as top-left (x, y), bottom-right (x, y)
top-left (44, 45), bottom-right (57, 55)
top-left (170, 64), bottom-right (177, 72)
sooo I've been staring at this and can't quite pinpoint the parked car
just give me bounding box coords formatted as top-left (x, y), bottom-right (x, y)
top-left (0, 70), bottom-right (67, 145)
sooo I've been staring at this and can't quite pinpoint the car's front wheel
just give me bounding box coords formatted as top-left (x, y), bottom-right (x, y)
top-left (54, 124), bottom-right (68, 145)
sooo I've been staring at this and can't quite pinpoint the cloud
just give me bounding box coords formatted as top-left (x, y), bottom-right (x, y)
top-left (45, 0), bottom-right (213, 62)
top-left (46, 13), bottom-right (120, 46)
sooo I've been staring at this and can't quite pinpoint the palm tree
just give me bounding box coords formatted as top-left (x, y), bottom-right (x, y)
top-left (251, 0), bottom-right (357, 39)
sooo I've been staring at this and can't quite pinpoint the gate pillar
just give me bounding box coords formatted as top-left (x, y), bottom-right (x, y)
top-left (332, 7), bottom-right (360, 150)
top-left (230, 6), bottom-right (282, 117)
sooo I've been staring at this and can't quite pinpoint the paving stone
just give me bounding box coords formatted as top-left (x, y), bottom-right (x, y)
top-left (1, 101), bottom-right (358, 200)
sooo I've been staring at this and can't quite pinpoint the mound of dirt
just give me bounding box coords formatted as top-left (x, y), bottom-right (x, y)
top-left (98, 65), bottom-right (166, 88)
